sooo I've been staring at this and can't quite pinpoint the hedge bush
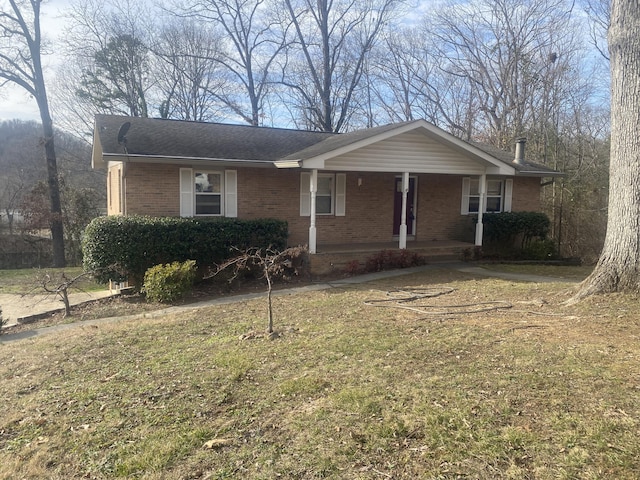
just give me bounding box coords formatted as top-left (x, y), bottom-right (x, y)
top-left (481, 212), bottom-right (550, 248)
top-left (142, 260), bottom-right (196, 303)
top-left (82, 216), bottom-right (288, 288)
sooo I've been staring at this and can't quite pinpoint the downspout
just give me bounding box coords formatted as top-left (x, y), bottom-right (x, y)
top-left (399, 172), bottom-right (409, 249)
top-left (309, 169), bottom-right (318, 254)
top-left (122, 161), bottom-right (127, 216)
top-left (475, 173), bottom-right (486, 246)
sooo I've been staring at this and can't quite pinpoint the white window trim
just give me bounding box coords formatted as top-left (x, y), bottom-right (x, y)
top-left (180, 168), bottom-right (237, 218)
top-left (195, 170), bottom-right (225, 217)
top-left (300, 172), bottom-right (346, 217)
top-left (461, 177), bottom-right (513, 215)
top-left (316, 173), bottom-right (335, 215)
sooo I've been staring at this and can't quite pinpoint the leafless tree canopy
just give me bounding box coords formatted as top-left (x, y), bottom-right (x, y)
top-left (0, 0), bottom-right (66, 267)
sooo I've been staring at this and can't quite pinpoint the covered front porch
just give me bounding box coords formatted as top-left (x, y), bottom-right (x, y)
top-left (308, 240), bottom-right (475, 275)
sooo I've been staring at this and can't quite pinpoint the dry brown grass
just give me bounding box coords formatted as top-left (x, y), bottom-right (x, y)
top-left (1, 266), bottom-right (640, 479)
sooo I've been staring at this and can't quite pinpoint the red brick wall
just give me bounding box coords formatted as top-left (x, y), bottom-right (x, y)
top-left (511, 177), bottom-right (542, 211)
top-left (117, 164), bottom-right (544, 246)
top-left (238, 170), bottom-right (398, 245)
top-left (124, 163), bottom-right (180, 216)
top-left (416, 174), bottom-right (473, 242)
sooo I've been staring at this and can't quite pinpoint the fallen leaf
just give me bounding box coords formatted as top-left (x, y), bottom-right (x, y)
top-left (203, 438), bottom-right (233, 449)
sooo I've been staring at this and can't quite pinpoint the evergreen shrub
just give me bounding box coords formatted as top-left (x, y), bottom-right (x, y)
top-left (143, 260), bottom-right (196, 303)
top-left (82, 216), bottom-right (288, 289)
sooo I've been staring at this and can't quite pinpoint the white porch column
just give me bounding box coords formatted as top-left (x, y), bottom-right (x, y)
top-left (309, 169), bottom-right (318, 254)
top-left (475, 173), bottom-right (487, 246)
top-left (399, 172), bottom-right (409, 249)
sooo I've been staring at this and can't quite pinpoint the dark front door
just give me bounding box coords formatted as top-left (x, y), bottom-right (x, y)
top-left (393, 177), bottom-right (416, 236)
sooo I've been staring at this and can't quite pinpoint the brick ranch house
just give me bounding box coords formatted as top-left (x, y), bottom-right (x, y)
top-left (92, 115), bottom-right (560, 272)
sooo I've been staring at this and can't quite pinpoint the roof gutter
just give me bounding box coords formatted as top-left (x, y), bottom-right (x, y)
top-left (515, 168), bottom-right (566, 177)
top-left (101, 152), bottom-right (276, 166)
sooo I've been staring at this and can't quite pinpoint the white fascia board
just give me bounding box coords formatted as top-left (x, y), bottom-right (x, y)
top-left (101, 153), bottom-right (277, 168)
top-left (515, 168), bottom-right (566, 177)
top-left (485, 164), bottom-right (516, 176)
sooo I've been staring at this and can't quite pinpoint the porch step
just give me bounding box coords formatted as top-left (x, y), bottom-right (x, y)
top-left (309, 244), bottom-right (471, 276)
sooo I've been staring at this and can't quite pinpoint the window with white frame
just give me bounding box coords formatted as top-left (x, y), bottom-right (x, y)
top-left (194, 171), bottom-right (222, 215)
top-left (180, 168), bottom-right (237, 218)
top-left (462, 177), bottom-right (513, 215)
top-left (316, 174), bottom-right (334, 215)
top-left (300, 172), bottom-right (346, 217)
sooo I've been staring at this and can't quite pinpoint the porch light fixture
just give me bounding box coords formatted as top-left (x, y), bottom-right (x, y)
top-left (358, 177), bottom-right (363, 187)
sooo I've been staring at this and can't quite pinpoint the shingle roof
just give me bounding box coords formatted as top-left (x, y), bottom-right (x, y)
top-left (94, 114), bottom-right (560, 176)
top-left (469, 141), bottom-right (561, 176)
top-left (279, 121), bottom-right (415, 161)
top-left (94, 115), bottom-right (334, 161)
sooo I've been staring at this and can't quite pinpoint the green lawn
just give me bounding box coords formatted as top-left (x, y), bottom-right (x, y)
top-left (480, 263), bottom-right (594, 280)
top-left (1, 267), bottom-right (639, 479)
top-left (0, 267), bottom-right (104, 294)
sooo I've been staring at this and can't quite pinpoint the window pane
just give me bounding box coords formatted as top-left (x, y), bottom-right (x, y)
top-left (486, 197), bottom-right (501, 212)
top-left (468, 196), bottom-right (479, 213)
top-left (195, 172), bottom-right (221, 193)
top-left (487, 180), bottom-right (502, 196)
top-left (469, 179), bottom-right (479, 196)
top-left (317, 176), bottom-right (332, 195)
top-left (196, 195), bottom-right (221, 215)
top-left (316, 196), bottom-right (332, 214)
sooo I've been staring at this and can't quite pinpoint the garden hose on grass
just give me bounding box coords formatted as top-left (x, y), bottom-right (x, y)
top-left (363, 287), bottom-right (513, 316)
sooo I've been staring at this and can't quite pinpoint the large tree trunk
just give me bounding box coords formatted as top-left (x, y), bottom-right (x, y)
top-left (41, 114), bottom-right (66, 268)
top-left (34, 52), bottom-right (65, 268)
top-left (575, 0), bottom-right (640, 297)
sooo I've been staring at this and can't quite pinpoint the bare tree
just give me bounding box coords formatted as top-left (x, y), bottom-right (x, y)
top-left (0, 120), bottom-right (43, 234)
top-left (153, 18), bottom-right (226, 121)
top-left (424, 0), bottom-right (577, 148)
top-left (212, 246), bottom-right (307, 335)
top-left (582, 0), bottom-right (610, 60)
top-left (0, 0), bottom-right (65, 267)
top-left (368, 28), bottom-right (479, 138)
top-left (280, 0), bottom-right (402, 132)
top-left (574, 0), bottom-right (640, 297)
top-left (177, 0), bottom-right (287, 126)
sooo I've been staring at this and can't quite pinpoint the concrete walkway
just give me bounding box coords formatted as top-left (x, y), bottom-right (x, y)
top-left (0, 264), bottom-right (579, 343)
top-left (0, 290), bottom-right (116, 326)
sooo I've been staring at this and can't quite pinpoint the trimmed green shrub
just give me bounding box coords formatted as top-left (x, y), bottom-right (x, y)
top-left (142, 260), bottom-right (196, 303)
top-left (481, 212), bottom-right (551, 248)
top-left (521, 238), bottom-right (558, 260)
top-left (82, 216), bottom-right (288, 289)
